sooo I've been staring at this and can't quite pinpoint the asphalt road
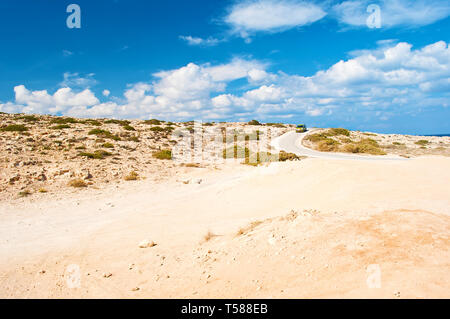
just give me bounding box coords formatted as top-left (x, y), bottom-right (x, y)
top-left (272, 130), bottom-right (408, 161)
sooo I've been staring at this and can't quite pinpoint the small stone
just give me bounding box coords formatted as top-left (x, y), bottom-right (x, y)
top-left (138, 239), bottom-right (156, 248)
top-left (131, 287), bottom-right (140, 291)
top-left (103, 272), bottom-right (112, 278)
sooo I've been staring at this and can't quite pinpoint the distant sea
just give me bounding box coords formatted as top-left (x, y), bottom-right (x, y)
top-left (424, 134), bottom-right (450, 137)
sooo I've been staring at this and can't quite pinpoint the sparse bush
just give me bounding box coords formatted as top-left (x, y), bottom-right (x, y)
top-left (247, 119), bottom-right (261, 125)
top-left (149, 126), bottom-right (164, 132)
top-left (327, 128), bottom-right (350, 136)
top-left (415, 140), bottom-right (429, 146)
top-left (105, 119), bottom-right (130, 126)
top-left (88, 129), bottom-right (120, 141)
top-left (122, 124), bottom-right (136, 131)
top-left (127, 136), bottom-right (140, 142)
top-left (317, 139), bottom-right (340, 152)
top-left (79, 150), bottom-right (112, 159)
top-left (144, 119), bottom-right (161, 125)
top-left (50, 124), bottom-right (71, 130)
top-left (50, 117), bottom-right (77, 124)
top-left (124, 171), bottom-right (139, 181)
top-left (18, 190), bottom-right (32, 197)
top-left (341, 139), bottom-right (386, 155)
top-left (1, 124), bottom-right (28, 132)
top-left (265, 123), bottom-right (285, 128)
top-left (278, 151), bottom-right (300, 161)
top-left (102, 142), bottom-right (114, 148)
top-left (78, 119), bottom-right (102, 126)
top-left (19, 115), bottom-right (39, 122)
top-left (153, 149), bottom-right (172, 160)
top-left (68, 179), bottom-right (87, 188)
top-left (304, 133), bottom-right (329, 143)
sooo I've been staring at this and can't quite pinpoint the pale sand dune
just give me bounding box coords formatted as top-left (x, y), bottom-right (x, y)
top-left (0, 156), bottom-right (449, 298)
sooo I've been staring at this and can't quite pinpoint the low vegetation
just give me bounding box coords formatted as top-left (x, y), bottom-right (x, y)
top-left (88, 129), bottom-right (121, 141)
top-left (415, 140), bottom-right (429, 146)
top-left (305, 128), bottom-right (386, 155)
top-left (68, 179), bottom-right (87, 188)
top-left (1, 124), bottom-right (28, 132)
top-left (50, 124), bottom-right (71, 130)
top-left (144, 119), bottom-right (162, 125)
top-left (124, 171), bottom-right (139, 181)
top-left (78, 150), bottom-right (112, 159)
top-left (247, 119), bottom-right (261, 125)
top-left (50, 117), bottom-right (77, 124)
top-left (153, 149), bottom-right (172, 160)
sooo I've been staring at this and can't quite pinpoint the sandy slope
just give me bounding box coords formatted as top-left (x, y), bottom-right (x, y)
top-left (0, 156), bottom-right (449, 298)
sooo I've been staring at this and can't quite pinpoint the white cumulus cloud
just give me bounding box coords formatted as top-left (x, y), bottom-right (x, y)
top-left (225, 0), bottom-right (326, 38)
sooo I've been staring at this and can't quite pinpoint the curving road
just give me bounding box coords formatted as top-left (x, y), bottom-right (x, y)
top-left (272, 130), bottom-right (408, 161)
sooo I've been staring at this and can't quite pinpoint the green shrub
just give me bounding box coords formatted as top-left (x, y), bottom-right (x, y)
top-left (265, 123), bottom-right (285, 128)
top-left (127, 136), bottom-right (140, 142)
top-left (83, 119), bottom-right (102, 126)
top-left (88, 129), bottom-right (120, 141)
top-left (102, 142), bottom-right (114, 148)
top-left (153, 149), bottom-right (172, 160)
top-left (247, 119), bottom-right (261, 125)
top-left (149, 126), bottom-right (164, 132)
top-left (327, 128), bottom-right (350, 136)
top-left (79, 150), bottom-right (112, 159)
top-left (50, 124), bottom-right (71, 130)
top-left (105, 119), bottom-right (130, 126)
top-left (50, 117), bottom-right (77, 124)
top-left (1, 124), bottom-right (28, 132)
top-left (415, 140), bottom-right (429, 146)
top-left (144, 119), bottom-right (162, 125)
top-left (19, 115), bottom-right (39, 122)
top-left (122, 124), bottom-right (136, 131)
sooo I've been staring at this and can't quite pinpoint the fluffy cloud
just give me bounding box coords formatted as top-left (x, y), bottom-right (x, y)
top-left (179, 35), bottom-right (221, 46)
top-left (1, 41), bottom-right (449, 123)
top-left (182, 1), bottom-right (450, 45)
top-left (333, 0), bottom-right (450, 28)
top-left (60, 72), bottom-right (97, 88)
top-left (224, 0), bottom-right (326, 38)
top-left (6, 85), bottom-right (99, 114)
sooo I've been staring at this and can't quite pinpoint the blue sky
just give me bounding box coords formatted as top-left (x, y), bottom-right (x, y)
top-left (0, 0), bottom-right (449, 134)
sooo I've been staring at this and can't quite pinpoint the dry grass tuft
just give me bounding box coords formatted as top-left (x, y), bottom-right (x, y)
top-left (68, 179), bottom-right (87, 188)
top-left (202, 231), bottom-right (217, 243)
top-left (153, 149), bottom-right (172, 160)
top-left (124, 171), bottom-right (139, 181)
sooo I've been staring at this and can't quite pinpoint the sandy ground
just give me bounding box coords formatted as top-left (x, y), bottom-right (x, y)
top-left (1, 155), bottom-right (449, 298)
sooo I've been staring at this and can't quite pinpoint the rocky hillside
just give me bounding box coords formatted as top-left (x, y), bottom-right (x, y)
top-left (0, 113), bottom-right (289, 200)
